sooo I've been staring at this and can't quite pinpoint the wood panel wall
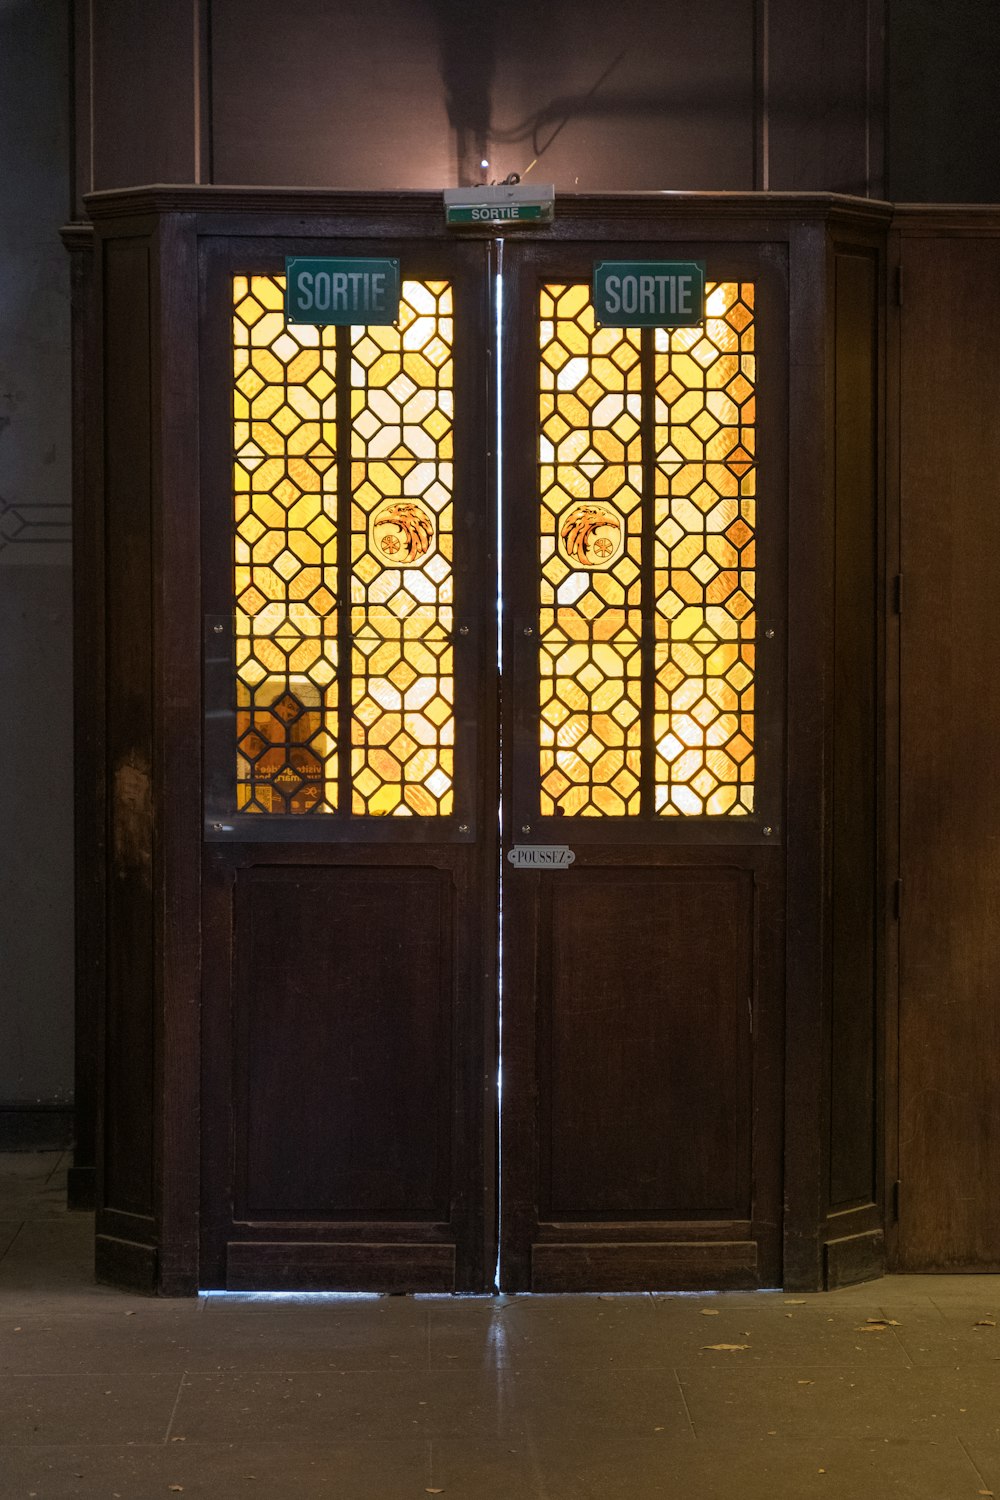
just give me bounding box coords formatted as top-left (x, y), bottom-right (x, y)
top-left (72, 0), bottom-right (886, 208)
top-left (896, 215), bottom-right (1000, 1270)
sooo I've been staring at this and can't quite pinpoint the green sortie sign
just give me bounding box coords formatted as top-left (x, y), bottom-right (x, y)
top-left (592, 260), bottom-right (706, 327)
top-left (284, 257), bottom-right (400, 325)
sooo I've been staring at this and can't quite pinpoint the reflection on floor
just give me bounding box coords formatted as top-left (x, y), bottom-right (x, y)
top-left (2, 1152), bottom-right (1000, 1498)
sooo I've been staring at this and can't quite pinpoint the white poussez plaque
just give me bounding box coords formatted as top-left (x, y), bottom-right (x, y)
top-left (506, 845), bottom-right (576, 869)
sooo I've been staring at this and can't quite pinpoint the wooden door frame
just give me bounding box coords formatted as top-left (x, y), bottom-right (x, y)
top-left (77, 187), bottom-right (891, 1294)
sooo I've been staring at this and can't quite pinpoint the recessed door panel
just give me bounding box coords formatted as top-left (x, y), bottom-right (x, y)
top-left (542, 867), bottom-right (753, 1220)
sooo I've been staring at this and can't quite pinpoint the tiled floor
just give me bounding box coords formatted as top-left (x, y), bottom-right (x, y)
top-left (3, 1154), bottom-right (1000, 1497)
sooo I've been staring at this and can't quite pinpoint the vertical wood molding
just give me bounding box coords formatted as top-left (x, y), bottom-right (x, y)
top-left (754, 0), bottom-right (770, 191)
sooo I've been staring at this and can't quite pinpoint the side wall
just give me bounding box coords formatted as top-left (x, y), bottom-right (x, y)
top-left (895, 214), bottom-right (1000, 1270)
top-left (0, 0), bottom-right (74, 1147)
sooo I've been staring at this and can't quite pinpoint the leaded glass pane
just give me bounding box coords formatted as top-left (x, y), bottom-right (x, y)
top-left (537, 279), bottom-right (757, 818)
top-left (233, 275), bottom-right (338, 812)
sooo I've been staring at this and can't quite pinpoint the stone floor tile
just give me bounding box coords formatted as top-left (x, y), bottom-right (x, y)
top-left (893, 1310), bottom-right (1000, 1366)
top-left (0, 1152), bottom-right (64, 1182)
top-left (0, 1440), bottom-right (433, 1499)
top-left (677, 1362), bottom-right (1000, 1442)
top-left (172, 1369), bottom-right (530, 1444)
top-left (0, 1373), bottom-right (183, 1446)
top-left (0, 1219), bottom-right (95, 1290)
top-left (0, 1304), bottom-right (215, 1376)
top-left (505, 1364), bottom-right (695, 1438)
top-left (427, 1436), bottom-right (546, 1497)
top-left (534, 1433), bottom-right (984, 1500)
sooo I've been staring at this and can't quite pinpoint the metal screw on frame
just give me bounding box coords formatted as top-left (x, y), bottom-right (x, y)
top-left (763, 826), bottom-right (773, 836)
top-left (213, 624), bottom-right (224, 634)
top-left (458, 823), bottom-right (469, 833)
top-left (521, 824), bottom-right (531, 834)
top-left (523, 626), bottom-right (533, 636)
top-left (764, 628), bottom-right (775, 640)
top-left (458, 625), bottom-right (469, 636)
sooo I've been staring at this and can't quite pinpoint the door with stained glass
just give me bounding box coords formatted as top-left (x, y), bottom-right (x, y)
top-left (198, 229), bottom-right (785, 1294)
top-left (199, 237), bottom-right (497, 1293)
top-left (499, 242), bottom-right (786, 1292)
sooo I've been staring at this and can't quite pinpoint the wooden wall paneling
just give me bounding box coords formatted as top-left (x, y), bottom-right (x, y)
top-left (883, 224), bottom-right (902, 1269)
top-left (829, 244), bottom-right (879, 1211)
top-left (782, 221), bottom-right (836, 1291)
top-left (63, 224), bottom-right (100, 1211)
top-left (888, 1), bottom-right (1000, 203)
top-left (766, 0), bottom-right (884, 197)
top-left (96, 230), bottom-right (157, 1288)
top-left (88, 0), bottom-right (200, 192)
top-left (153, 212), bottom-right (203, 1293)
top-left (897, 220), bottom-right (1000, 1269)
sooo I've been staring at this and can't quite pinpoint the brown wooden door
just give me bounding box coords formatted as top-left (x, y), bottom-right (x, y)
top-left (196, 229), bottom-right (786, 1294)
top-left (498, 240), bottom-right (787, 1292)
top-left (198, 235), bottom-right (497, 1292)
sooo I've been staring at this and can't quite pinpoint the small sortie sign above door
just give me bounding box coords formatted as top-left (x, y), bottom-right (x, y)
top-left (592, 260), bottom-right (706, 327)
top-left (284, 257), bottom-right (401, 325)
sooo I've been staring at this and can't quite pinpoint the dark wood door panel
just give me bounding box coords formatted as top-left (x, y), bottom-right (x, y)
top-left (541, 867), bottom-right (753, 1220)
top-left (233, 864), bottom-right (454, 1222)
top-left (199, 233), bottom-right (496, 1293)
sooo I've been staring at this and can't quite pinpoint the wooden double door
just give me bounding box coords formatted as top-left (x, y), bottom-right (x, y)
top-left (198, 231), bottom-right (787, 1294)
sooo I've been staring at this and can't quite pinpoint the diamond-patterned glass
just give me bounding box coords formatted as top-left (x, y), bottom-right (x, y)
top-left (537, 281), bottom-right (756, 818)
top-left (653, 282), bottom-right (755, 815)
top-left (350, 281), bottom-right (454, 816)
top-left (233, 275), bottom-right (338, 812)
top-left (538, 284), bottom-right (643, 817)
top-left (231, 276), bottom-right (455, 817)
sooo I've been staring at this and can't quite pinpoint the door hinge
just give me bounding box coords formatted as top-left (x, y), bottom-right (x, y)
top-left (891, 1179), bottom-right (901, 1224)
top-left (894, 265), bottom-right (903, 307)
top-left (893, 878), bottom-right (902, 921)
top-left (892, 574), bottom-right (902, 616)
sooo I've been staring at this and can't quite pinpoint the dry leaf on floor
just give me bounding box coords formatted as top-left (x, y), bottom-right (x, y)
top-left (700, 1308), bottom-right (720, 1316)
top-left (866, 1317), bottom-right (900, 1327)
top-left (426, 1490), bottom-right (445, 1495)
top-left (702, 1343), bottom-right (749, 1351)
top-left (784, 1299), bottom-right (806, 1305)
top-left (797, 1380), bottom-right (815, 1385)
top-left (974, 1319), bottom-right (997, 1328)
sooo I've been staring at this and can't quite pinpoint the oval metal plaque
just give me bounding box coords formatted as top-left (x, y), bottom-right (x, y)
top-left (506, 845), bottom-right (576, 869)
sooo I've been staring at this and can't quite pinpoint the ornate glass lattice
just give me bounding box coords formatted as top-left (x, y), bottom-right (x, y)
top-left (537, 281), bottom-right (756, 817)
top-left (233, 275), bottom-right (338, 812)
top-left (231, 276), bottom-right (455, 816)
top-left (538, 285), bottom-right (643, 817)
top-left (653, 282), bottom-right (755, 815)
top-left (350, 281), bottom-right (454, 816)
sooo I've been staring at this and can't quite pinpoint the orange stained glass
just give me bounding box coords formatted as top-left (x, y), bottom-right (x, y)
top-left (538, 284), bottom-right (643, 816)
top-left (537, 280), bottom-right (757, 818)
top-left (653, 282), bottom-right (756, 815)
top-left (350, 281), bottom-right (455, 816)
top-left (233, 274), bottom-right (338, 813)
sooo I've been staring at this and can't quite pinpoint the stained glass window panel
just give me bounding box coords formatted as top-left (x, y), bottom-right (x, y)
top-left (350, 281), bottom-right (455, 815)
top-left (538, 284), bottom-right (643, 817)
top-left (653, 282), bottom-right (756, 815)
top-left (536, 279), bottom-right (756, 818)
top-left (233, 274), bottom-right (338, 812)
